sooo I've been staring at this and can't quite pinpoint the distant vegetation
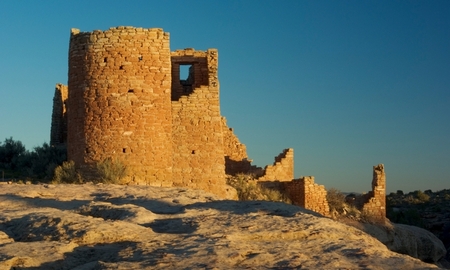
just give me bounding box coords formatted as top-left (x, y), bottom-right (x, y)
top-left (0, 137), bottom-right (66, 181)
top-left (386, 189), bottom-right (449, 229)
top-left (0, 137), bottom-right (127, 184)
top-left (387, 189), bottom-right (450, 263)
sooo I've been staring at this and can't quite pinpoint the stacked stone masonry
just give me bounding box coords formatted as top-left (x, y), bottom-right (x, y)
top-left (361, 164), bottom-right (386, 223)
top-left (283, 176), bottom-right (330, 216)
top-left (53, 26), bottom-right (295, 198)
top-left (258, 148), bottom-right (294, 181)
top-left (67, 27), bottom-right (174, 187)
top-left (50, 84), bottom-right (68, 146)
top-left (52, 26), bottom-right (387, 222)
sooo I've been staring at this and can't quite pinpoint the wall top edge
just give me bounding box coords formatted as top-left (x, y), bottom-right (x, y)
top-left (70, 26), bottom-right (168, 36)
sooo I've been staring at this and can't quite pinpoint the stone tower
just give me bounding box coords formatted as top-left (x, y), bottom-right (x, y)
top-left (53, 26), bottom-right (296, 199)
top-left (67, 27), bottom-right (173, 185)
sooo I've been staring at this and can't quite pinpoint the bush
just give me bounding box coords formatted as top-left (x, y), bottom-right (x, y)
top-left (226, 173), bottom-right (290, 203)
top-left (96, 157), bottom-right (127, 184)
top-left (327, 188), bottom-right (346, 214)
top-left (27, 143), bottom-right (67, 179)
top-left (414, 190), bottom-right (430, 203)
top-left (53, 160), bottom-right (82, 184)
top-left (227, 173), bottom-right (260, 200)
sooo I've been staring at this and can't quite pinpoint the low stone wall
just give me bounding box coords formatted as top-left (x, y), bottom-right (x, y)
top-left (283, 176), bottom-right (330, 216)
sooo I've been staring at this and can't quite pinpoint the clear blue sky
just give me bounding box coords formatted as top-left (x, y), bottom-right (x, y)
top-left (1, 1), bottom-right (449, 193)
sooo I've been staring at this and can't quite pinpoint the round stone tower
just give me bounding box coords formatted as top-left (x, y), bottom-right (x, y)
top-left (67, 27), bottom-right (173, 185)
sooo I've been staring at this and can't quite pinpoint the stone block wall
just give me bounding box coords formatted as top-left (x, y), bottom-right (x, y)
top-left (171, 48), bottom-right (210, 101)
top-left (50, 83), bottom-right (68, 146)
top-left (361, 164), bottom-right (386, 223)
top-left (54, 26), bottom-right (296, 199)
top-left (283, 176), bottom-right (330, 216)
top-left (222, 117), bottom-right (254, 175)
top-left (258, 148), bottom-right (294, 181)
top-left (67, 27), bottom-right (173, 184)
top-left (170, 48), bottom-right (230, 197)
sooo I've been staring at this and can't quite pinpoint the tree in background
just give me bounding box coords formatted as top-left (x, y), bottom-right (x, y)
top-left (0, 137), bottom-right (27, 170)
top-left (0, 137), bottom-right (66, 180)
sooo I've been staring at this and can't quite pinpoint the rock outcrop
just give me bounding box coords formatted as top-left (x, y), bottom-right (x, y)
top-left (352, 221), bottom-right (446, 263)
top-left (0, 183), bottom-right (441, 269)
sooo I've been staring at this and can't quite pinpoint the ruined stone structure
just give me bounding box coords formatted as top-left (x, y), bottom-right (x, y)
top-left (284, 176), bottom-right (330, 216)
top-left (361, 164), bottom-right (386, 223)
top-left (50, 26), bottom-right (293, 198)
top-left (258, 148), bottom-right (294, 181)
top-left (50, 84), bottom-right (68, 146)
top-left (50, 26), bottom-right (387, 220)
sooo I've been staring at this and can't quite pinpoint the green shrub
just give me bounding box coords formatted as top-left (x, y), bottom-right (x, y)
top-left (53, 160), bottom-right (82, 184)
top-left (96, 157), bottom-right (127, 184)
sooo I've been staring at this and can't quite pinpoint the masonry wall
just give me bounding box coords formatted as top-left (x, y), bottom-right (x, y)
top-left (67, 27), bottom-right (173, 185)
top-left (361, 164), bottom-right (386, 223)
top-left (50, 83), bottom-right (68, 146)
top-left (222, 117), bottom-right (254, 175)
top-left (283, 176), bottom-right (330, 216)
top-left (258, 148), bottom-right (294, 181)
top-left (170, 49), bottom-right (230, 197)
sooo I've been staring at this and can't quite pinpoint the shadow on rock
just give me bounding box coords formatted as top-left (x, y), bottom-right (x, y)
top-left (184, 200), bottom-right (322, 217)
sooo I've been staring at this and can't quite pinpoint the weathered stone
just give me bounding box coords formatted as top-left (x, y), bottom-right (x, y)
top-left (51, 26), bottom-right (296, 199)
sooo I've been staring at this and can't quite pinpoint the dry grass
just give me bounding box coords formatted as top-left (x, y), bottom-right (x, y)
top-left (52, 160), bottom-right (82, 184)
top-left (226, 173), bottom-right (291, 203)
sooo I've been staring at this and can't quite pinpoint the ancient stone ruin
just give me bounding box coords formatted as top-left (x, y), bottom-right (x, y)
top-left (50, 26), bottom-right (294, 198)
top-left (361, 164), bottom-right (386, 222)
top-left (51, 26), bottom-right (386, 220)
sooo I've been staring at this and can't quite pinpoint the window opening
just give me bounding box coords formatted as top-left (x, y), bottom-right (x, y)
top-left (180, 64), bottom-right (193, 93)
top-left (128, 89), bottom-right (134, 93)
top-left (180, 65), bottom-right (191, 80)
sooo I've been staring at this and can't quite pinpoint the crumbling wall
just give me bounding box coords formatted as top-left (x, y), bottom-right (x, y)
top-left (258, 148), bottom-right (294, 181)
top-left (361, 164), bottom-right (386, 223)
top-left (170, 48), bottom-right (230, 197)
top-left (50, 83), bottom-right (68, 146)
top-left (67, 27), bottom-right (173, 185)
top-left (221, 117), bottom-right (254, 175)
top-left (58, 26), bottom-right (293, 199)
top-left (283, 176), bottom-right (330, 216)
